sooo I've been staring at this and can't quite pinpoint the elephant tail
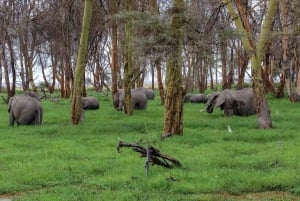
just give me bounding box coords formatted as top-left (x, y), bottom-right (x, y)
top-left (36, 107), bottom-right (43, 125)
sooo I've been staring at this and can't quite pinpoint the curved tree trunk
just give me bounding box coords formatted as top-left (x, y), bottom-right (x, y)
top-left (225, 0), bottom-right (278, 129)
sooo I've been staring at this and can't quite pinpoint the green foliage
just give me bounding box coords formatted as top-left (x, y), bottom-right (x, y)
top-left (0, 91), bottom-right (300, 200)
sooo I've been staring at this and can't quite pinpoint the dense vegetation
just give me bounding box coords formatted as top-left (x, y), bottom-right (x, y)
top-left (0, 91), bottom-right (300, 200)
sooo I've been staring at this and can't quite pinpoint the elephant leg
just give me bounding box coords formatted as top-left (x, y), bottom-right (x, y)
top-left (33, 110), bottom-right (43, 125)
top-left (224, 106), bottom-right (234, 116)
top-left (9, 112), bottom-right (15, 126)
top-left (18, 113), bottom-right (35, 125)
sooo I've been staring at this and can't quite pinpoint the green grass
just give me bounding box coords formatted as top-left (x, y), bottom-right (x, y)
top-left (0, 91), bottom-right (300, 200)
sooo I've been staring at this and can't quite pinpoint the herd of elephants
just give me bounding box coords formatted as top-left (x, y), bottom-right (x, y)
top-left (7, 87), bottom-right (257, 126)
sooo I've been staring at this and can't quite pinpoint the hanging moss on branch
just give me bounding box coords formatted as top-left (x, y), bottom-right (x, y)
top-left (117, 141), bottom-right (181, 176)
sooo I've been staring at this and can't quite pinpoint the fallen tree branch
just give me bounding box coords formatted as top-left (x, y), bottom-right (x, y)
top-left (117, 141), bottom-right (181, 176)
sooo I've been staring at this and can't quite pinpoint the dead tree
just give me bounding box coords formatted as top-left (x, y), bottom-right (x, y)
top-left (117, 141), bottom-right (181, 176)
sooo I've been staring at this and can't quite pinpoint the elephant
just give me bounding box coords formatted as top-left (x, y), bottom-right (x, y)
top-left (190, 94), bottom-right (208, 103)
top-left (113, 89), bottom-right (147, 111)
top-left (8, 95), bottom-right (43, 126)
top-left (205, 88), bottom-right (256, 116)
top-left (183, 94), bottom-right (192, 103)
top-left (82, 96), bottom-right (99, 110)
top-left (135, 87), bottom-right (155, 100)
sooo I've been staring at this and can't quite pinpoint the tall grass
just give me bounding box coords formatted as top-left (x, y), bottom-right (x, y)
top-left (0, 91), bottom-right (300, 200)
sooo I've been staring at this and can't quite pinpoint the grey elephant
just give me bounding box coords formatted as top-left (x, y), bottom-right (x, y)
top-left (135, 87), bottom-right (155, 100)
top-left (82, 96), bottom-right (99, 110)
top-left (8, 95), bottom-right (43, 126)
top-left (183, 94), bottom-right (192, 103)
top-left (205, 88), bottom-right (256, 116)
top-left (190, 94), bottom-right (208, 103)
top-left (113, 90), bottom-right (147, 111)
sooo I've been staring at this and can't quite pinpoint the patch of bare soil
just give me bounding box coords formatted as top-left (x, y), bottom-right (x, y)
top-left (0, 194), bottom-right (14, 201)
top-left (215, 191), bottom-right (299, 201)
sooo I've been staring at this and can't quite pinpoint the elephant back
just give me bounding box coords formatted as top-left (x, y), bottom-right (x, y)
top-left (82, 96), bottom-right (99, 110)
top-left (131, 91), bottom-right (147, 109)
top-left (8, 95), bottom-right (43, 126)
top-left (135, 88), bottom-right (155, 100)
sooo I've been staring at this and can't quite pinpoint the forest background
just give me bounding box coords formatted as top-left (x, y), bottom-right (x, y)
top-left (1, 0), bottom-right (299, 101)
top-left (1, 0), bottom-right (300, 200)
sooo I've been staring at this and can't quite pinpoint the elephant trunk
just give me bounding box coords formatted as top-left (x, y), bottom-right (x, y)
top-left (205, 105), bottom-right (214, 113)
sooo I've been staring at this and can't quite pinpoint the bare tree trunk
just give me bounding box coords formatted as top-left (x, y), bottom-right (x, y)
top-left (71, 0), bottom-right (93, 125)
top-left (162, 0), bottom-right (185, 137)
top-left (1, 31), bottom-right (16, 100)
top-left (279, 0), bottom-right (293, 100)
top-left (219, 33), bottom-right (228, 89)
top-left (150, 63), bottom-right (155, 90)
top-left (262, 51), bottom-right (275, 94)
top-left (135, 64), bottom-right (146, 87)
top-left (48, 42), bottom-right (58, 94)
top-left (38, 51), bottom-right (51, 91)
top-left (64, 57), bottom-right (72, 98)
top-left (109, 0), bottom-right (119, 100)
top-left (155, 59), bottom-right (165, 105)
top-left (293, 40), bottom-right (300, 97)
top-left (235, 43), bottom-right (248, 89)
top-left (209, 60), bottom-right (214, 90)
top-left (225, 0), bottom-right (277, 129)
top-left (150, 0), bottom-right (164, 105)
top-left (123, 0), bottom-right (134, 115)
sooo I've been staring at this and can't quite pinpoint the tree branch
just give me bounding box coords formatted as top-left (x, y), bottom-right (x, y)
top-left (117, 141), bottom-right (181, 176)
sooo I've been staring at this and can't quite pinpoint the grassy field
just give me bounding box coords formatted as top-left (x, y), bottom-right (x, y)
top-left (0, 91), bottom-right (300, 201)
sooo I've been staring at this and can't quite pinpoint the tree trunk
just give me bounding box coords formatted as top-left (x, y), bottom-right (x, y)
top-left (236, 48), bottom-right (248, 90)
top-left (64, 58), bottom-right (72, 98)
top-left (71, 0), bottom-right (93, 125)
top-left (225, 0), bottom-right (278, 129)
top-left (150, 0), bottom-right (164, 105)
top-left (219, 33), bottom-right (228, 90)
top-left (123, 0), bottom-right (134, 115)
top-left (262, 49), bottom-right (275, 94)
top-left (155, 59), bottom-right (165, 105)
top-left (109, 0), bottom-right (119, 100)
top-left (1, 31), bottom-right (16, 100)
top-left (162, 0), bottom-right (185, 137)
top-left (279, 0), bottom-right (293, 100)
top-left (293, 42), bottom-right (300, 98)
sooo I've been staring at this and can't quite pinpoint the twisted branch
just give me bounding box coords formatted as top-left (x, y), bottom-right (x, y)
top-left (117, 141), bottom-right (181, 176)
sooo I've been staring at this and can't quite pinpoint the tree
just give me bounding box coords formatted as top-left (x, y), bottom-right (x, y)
top-left (71, 0), bottom-right (93, 125)
top-left (0, 1), bottom-right (16, 101)
top-left (122, 0), bottom-right (134, 115)
top-left (108, 0), bottom-right (119, 100)
top-left (162, 0), bottom-right (185, 137)
top-left (224, 0), bottom-right (277, 128)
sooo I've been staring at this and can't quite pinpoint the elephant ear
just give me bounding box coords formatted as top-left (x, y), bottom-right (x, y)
top-left (214, 93), bottom-right (225, 108)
